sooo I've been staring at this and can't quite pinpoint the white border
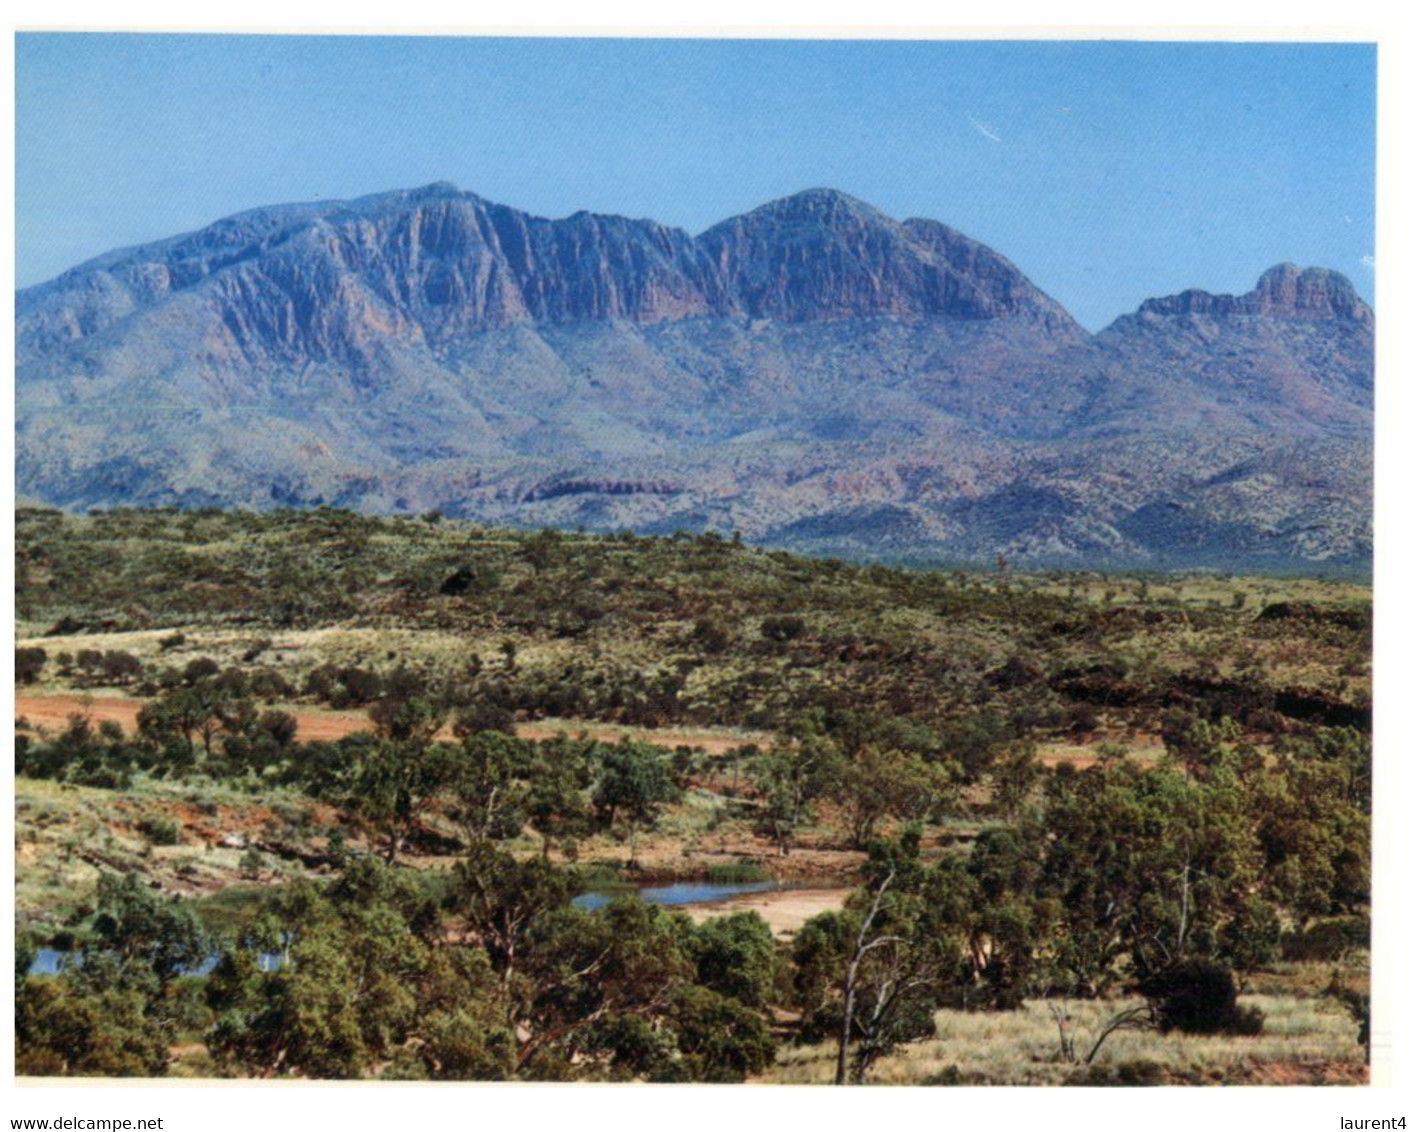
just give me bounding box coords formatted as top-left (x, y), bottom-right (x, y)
top-left (4, 6), bottom-right (1412, 1129)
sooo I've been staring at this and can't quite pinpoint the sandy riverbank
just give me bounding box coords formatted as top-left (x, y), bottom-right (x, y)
top-left (682, 886), bottom-right (853, 937)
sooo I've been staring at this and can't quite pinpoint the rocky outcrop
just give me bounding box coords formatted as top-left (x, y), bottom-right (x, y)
top-left (1129, 263), bottom-right (1373, 325)
top-left (1091, 264), bottom-right (1374, 435)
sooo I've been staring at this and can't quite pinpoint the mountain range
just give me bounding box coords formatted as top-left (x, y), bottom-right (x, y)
top-left (15, 183), bottom-right (1374, 572)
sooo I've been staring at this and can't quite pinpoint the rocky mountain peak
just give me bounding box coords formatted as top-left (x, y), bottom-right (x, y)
top-left (717, 187), bottom-right (887, 227)
top-left (1132, 264), bottom-right (1372, 325)
top-left (695, 188), bottom-right (1081, 330)
top-left (1251, 263), bottom-right (1371, 323)
top-left (411, 180), bottom-right (463, 198)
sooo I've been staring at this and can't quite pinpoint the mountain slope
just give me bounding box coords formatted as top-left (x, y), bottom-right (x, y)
top-left (14, 185), bottom-right (1373, 571)
top-left (1087, 263), bottom-right (1373, 434)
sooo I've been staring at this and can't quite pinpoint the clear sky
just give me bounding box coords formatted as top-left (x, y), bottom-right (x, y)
top-left (16, 35), bottom-right (1375, 330)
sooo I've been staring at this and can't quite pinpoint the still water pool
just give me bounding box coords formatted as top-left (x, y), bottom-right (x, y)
top-left (27, 881), bottom-right (796, 973)
top-left (571, 879), bottom-right (786, 912)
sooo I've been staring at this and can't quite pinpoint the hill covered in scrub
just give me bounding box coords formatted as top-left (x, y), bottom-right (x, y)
top-left (15, 507), bottom-right (1371, 741)
top-left (15, 185), bottom-right (1373, 572)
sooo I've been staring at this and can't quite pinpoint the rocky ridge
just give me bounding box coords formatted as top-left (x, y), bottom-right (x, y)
top-left (15, 184), bottom-right (1373, 572)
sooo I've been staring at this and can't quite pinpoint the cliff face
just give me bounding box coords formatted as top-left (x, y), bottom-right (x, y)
top-left (16, 184), bottom-right (1084, 375)
top-left (14, 183), bottom-right (1374, 571)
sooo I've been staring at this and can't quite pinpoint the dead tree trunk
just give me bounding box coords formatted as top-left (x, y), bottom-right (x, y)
top-left (835, 869), bottom-right (894, 1086)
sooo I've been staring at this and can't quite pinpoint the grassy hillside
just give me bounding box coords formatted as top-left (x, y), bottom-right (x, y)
top-left (15, 506), bottom-right (1370, 736)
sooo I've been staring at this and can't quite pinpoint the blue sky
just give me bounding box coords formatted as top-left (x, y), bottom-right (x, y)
top-left (15, 35), bottom-right (1375, 330)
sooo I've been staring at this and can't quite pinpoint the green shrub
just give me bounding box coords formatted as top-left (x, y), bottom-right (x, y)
top-left (706, 861), bottom-right (768, 884)
top-left (1281, 916), bottom-right (1370, 962)
top-left (1116, 1059), bottom-right (1166, 1086)
top-left (760, 615), bottom-right (807, 643)
top-left (137, 817), bottom-right (181, 847)
top-left (238, 847), bottom-right (265, 879)
top-left (16, 646), bottom-right (47, 684)
top-left (1140, 958), bottom-right (1263, 1036)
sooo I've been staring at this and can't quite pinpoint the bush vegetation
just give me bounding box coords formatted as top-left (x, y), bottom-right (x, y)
top-left (12, 508), bottom-right (1370, 1082)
